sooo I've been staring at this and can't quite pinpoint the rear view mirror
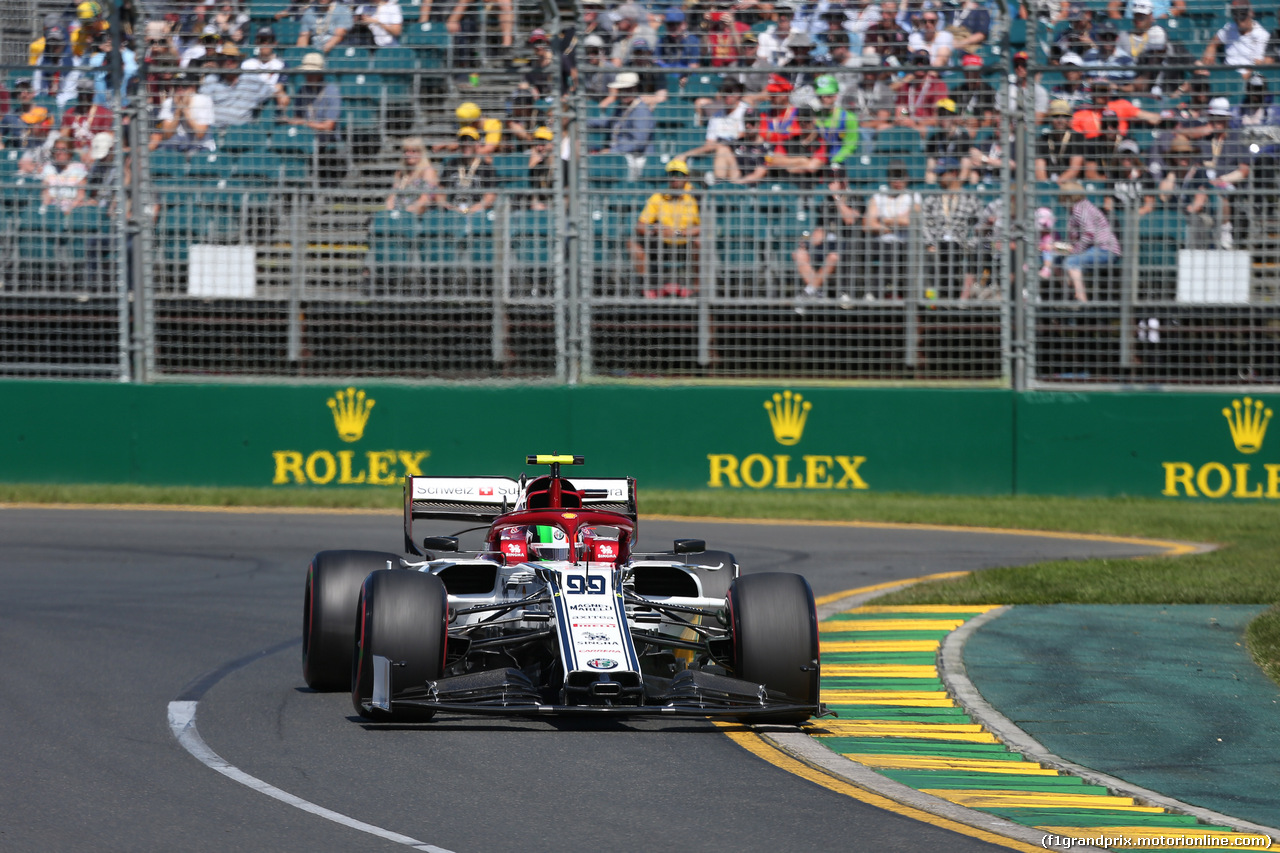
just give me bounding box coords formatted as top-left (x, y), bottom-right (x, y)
top-left (423, 536), bottom-right (459, 552)
top-left (673, 539), bottom-right (705, 554)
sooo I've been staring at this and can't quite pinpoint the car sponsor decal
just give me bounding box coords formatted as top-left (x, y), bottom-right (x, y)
top-left (554, 566), bottom-right (641, 676)
top-left (586, 658), bottom-right (618, 670)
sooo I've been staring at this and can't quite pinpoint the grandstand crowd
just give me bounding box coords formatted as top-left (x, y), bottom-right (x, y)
top-left (1, 0), bottom-right (1276, 302)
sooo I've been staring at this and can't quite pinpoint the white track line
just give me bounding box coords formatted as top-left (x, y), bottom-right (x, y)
top-left (167, 700), bottom-right (455, 852)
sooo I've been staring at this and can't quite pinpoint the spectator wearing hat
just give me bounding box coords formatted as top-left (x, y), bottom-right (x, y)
top-left (579, 33), bottom-right (615, 98)
top-left (180, 26), bottom-right (222, 69)
top-left (617, 38), bottom-right (669, 108)
top-left (297, 0), bottom-right (354, 54)
top-left (350, 0), bottom-right (403, 47)
top-left (438, 126), bottom-right (497, 215)
top-left (591, 72), bottom-right (655, 161)
top-left (794, 165), bottom-right (860, 307)
top-left (907, 8), bottom-right (952, 67)
top-left (1157, 135), bottom-right (1214, 248)
top-left (10, 103), bottom-right (57, 174)
top-left (1036, 100), bottom-right (1085, 183)
top-left (1, 81), bottom-right (38, 146)
top-left (436, 102), bottom-right (503, 157)
top-left (1197, 96), bottom-right (1251, 246)
top-left (30, 15), bottom-right (70, 96)
top-left (1051, 52), bottom-right (1092, 111)
top-left (1008, 51), bottom-right (1048, 123)
top-left (629, 159), bottom-right (700, 298)
top-left (1057, 181), bottom-right (1120, 302)
top-left (241, 27), bottom-right (291, 112)
top-left (150, 73), bottom-right (215, 151)
top-left (1054, 4), bottom-right (1097, 57)
top-left (1115, 0), bottom-right (1166, 60)
top-left (894, 49), bottom-right (948, 133)
top-left (386, 136), bottom-right (437, 214)
top-left (657, 8), bottom-right (701, 69)
top-left (921, 157), bottom-right (982, 298)
top-left (925, 98), bottom-right (972, 183)
top-left (951, 53), bottom-right (996, 130)
top-left (756, 75), bottom-right (806, 167)
top-left (527, 125), bottom-right (557, 210)
top-left (1198, 0), bottom-right (1269, 78)
top-left (947, 0), bottom-right (990, 53)
top-left (813, 75), bottom-right (860, 166)
top-left (286, 51), bottom-right (344, 181)
top-left (520, 29), bottom-right (558, 100)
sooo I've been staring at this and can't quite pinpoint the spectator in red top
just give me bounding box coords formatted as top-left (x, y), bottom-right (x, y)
top-left (894, 49), bottom-right (947, 133)
top-left (1070, 79), bottom-right (1163, 139)
top-left (61, 77), bottom-right (113, 156)
top-left (757, 76), bottom-right (807, 172)
top-left (705, 11), bottom-right (749, 67)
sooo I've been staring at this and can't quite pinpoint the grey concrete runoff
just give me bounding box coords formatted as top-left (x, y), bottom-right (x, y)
top-left (939, 608), bottom-right (1280, 844)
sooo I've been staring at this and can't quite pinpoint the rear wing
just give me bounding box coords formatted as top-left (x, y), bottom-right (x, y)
top-left (403, 475), bottom-right (638, 555)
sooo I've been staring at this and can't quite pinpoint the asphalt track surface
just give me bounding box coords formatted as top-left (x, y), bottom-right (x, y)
top-left (0, 506), bottom-right (1171, 853)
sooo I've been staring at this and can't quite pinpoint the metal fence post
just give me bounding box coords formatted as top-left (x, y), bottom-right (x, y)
top-left (286, 193), bottom-right (306, 365)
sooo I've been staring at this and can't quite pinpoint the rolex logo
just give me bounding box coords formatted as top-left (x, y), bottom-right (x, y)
top-left (765, 390), bottom-right (811, 446)
top-left (327, 387), bottom-right (375, 443)
top-left (1223, 397), bottom-right (1271, 454)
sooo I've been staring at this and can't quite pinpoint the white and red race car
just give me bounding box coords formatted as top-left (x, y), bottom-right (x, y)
top-left (302, 454), bottom-right (822, 724)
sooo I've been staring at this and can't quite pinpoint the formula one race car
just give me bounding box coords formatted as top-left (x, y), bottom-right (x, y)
top-left (302, 455), bottom-right (822, 724)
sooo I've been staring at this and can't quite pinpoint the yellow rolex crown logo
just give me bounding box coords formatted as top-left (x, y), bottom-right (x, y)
top-left (1222, 397), bottom-right (1271, 454)
top-left (327, 387), bottom-right (375, 443)
top-left (764, 390), bottom-right (812, 446)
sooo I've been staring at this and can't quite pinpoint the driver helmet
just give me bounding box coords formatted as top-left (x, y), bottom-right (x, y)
top-left (529, 524), bottom-right (569, 562)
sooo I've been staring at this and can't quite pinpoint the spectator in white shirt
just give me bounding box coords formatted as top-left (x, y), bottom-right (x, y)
top-left (150, 73), bottom-right (216, 151)
top-left (907, 9), bottom-right (952, 67)
top-left (241, 26), bottom-right (290, 111)
top-left (352, 0), bottom-right (403, 46)
top-left (1199, 0), bottom-right (1270, 77)
top-left (1114, 0), bottom-right (1166, 60)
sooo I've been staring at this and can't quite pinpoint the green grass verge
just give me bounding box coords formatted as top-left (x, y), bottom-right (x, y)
top-left (4, 484), bottom-right (1278, 681)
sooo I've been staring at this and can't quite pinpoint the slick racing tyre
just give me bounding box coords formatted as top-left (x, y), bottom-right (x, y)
top-left (728, 572), bottom-right (820, 725)
top-left (303, 550), bottom-right (402, 691)
top-left (680, 549), bottom-right (739, 601)
top-left (351, 569), bottom-right (448, 721)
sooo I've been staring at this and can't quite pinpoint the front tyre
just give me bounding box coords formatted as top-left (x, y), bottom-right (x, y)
top-left (351, 569), bottom-right (448, 721)
top-left (303, 550), bottom-right (401, 691)
top-left (728, 572), bottom-right (820, 725)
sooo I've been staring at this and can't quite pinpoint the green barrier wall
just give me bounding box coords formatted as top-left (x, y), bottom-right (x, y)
top-left (0, 383), bottom-right (1012, 494)
top-left (1, 383), bottom-right (1275, 499)
top-left (1015, 391), bottom-right (1280, 500)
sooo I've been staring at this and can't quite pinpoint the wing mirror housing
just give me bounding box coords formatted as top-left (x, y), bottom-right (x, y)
top-left (673, 538), bottom-right (705, 554)
top-left (423, 536), bottom-right (459, 552)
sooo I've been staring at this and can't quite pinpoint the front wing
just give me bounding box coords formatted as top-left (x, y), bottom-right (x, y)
top-left (363, 658), bottom-right (825, 720)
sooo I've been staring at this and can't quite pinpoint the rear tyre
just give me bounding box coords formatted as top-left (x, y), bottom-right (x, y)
top-left (303, 550), bottom-right (401, 691)
top-left (351, 569), bottom-right (448, 721)
top-left (728, 572), bottom-right (820, 725)
top-left (682, 549), bottom-right (739, 601)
